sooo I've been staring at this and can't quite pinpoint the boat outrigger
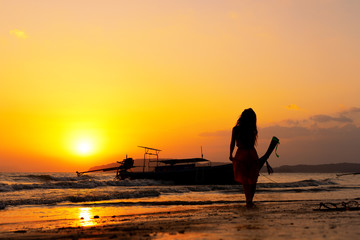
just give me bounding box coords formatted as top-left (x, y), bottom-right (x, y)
top-left (76, 137), bottom-right (280, 185)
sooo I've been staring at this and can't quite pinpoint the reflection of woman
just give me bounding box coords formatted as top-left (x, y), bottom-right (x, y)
top-left (229, 108), bottom-right (259, 208)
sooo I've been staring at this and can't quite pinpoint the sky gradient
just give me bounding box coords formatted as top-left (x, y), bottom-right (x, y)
top-left (1, 0), bottom-right (360, 172)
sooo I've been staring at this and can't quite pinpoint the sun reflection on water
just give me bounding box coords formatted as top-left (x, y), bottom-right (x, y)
top-left (78, 208), bottom-right (97, 227)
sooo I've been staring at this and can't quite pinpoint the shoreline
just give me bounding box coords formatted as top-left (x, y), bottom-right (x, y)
top-left (1, 199), bottom-right (359, 240)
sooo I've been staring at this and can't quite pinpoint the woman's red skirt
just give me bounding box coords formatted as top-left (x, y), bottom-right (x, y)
top-left (232, 148), bottom-right (259, 184)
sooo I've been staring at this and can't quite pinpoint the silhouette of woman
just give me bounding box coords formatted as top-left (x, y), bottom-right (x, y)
top-left (229, 108), bottom-right (259, 208)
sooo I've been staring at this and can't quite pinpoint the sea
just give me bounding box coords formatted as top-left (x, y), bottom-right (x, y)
top-left (0, 171), bottom-right (359, 233)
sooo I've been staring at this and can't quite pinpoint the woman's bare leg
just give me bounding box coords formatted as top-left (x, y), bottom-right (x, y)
top-left (243, 184), bottom-right (256, 208)
top-left (243, 184), bottom-right (252, 207)
top-left (250, 184), bottom-right (256, 203)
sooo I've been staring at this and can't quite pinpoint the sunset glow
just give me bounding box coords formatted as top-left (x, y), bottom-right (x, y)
top-left (1, 1), bottom-right (359, 172)
top-left (63, 127), bottom-right (105, 159)
top-left (75, 140), bottom-right (94, 156)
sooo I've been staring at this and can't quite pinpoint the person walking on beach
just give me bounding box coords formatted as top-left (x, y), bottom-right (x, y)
top-left (229, 108), bottom-right (259, 208)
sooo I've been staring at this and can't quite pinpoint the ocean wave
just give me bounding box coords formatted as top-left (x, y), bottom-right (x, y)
top-left (0, 174), bottom-right (342, 195)
top-left (1, 181), bottom-right (239, 193)
top-left (13, 174), bottom-right (94, 182)
top-left (0, 178), bottom-right (338, 193)
top-left (257, 179), bottom-right (337, 189)
top-left (0, 183), bottom-right (13, 192)
top-left (0, 178), bottom-right (166, 192)
top-left (0, 202), bottom-right (6, 210)
top-left (0, 190), bottom-right (161, 207)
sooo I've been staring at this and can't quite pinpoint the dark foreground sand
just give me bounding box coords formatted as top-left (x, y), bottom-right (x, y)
top-left (1, 200), bottom-right (360, 240)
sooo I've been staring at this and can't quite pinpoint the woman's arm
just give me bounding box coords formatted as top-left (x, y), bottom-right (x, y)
top-left (229, 127), bottom-right (236, 161)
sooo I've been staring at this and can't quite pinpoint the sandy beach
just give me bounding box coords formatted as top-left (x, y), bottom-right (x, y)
top-left (1, 200), bottom-right (359, 240)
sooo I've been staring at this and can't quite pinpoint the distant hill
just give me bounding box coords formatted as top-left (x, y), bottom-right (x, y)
top-left (268, 162), bottom-right (360, 173)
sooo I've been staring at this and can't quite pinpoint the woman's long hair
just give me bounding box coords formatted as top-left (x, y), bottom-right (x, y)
top-left (235, 108), bottom-right (258, 148)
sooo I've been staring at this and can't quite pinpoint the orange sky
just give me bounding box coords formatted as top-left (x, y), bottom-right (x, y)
top-left (1, 0), bottom-right (360, 172)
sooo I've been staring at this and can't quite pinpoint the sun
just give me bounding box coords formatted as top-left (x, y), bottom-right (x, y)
top-left (75, 140), bottom-right (94, 156)
top-left (64, 127), bottom-right (105, 157)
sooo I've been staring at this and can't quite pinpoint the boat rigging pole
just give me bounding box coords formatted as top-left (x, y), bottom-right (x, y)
top-left (138, 146), bottom-right (161, 172)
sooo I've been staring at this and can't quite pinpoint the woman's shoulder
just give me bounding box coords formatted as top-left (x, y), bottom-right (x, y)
top-left (232, 126), bottom-right (239, 133)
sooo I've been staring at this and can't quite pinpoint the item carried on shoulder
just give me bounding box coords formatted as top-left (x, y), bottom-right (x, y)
top-left (259, 136), bottom-right (280, 174)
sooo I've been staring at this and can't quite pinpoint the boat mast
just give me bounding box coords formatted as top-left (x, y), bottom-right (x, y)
top-left (138, 146), bottom-right (161, 172)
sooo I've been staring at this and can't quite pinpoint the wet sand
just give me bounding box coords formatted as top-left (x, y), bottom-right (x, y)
top-left (1, 200), bottom-right (359, 240)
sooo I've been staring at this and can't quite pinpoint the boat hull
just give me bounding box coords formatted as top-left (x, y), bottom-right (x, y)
top-left (120, 164), bottom-right (236, 185)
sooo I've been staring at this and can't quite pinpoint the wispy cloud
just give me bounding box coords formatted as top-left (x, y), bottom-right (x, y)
top-left (285, 104), bottom-right (301, 110)
top-left (309, 107), bottom-right (360, 124)
top-left (340, 107), bottom-right (360, 115)
top-left (9, 29), bottom-right (28, 39)
top-left (310, 114), bottom-right (352, 123)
